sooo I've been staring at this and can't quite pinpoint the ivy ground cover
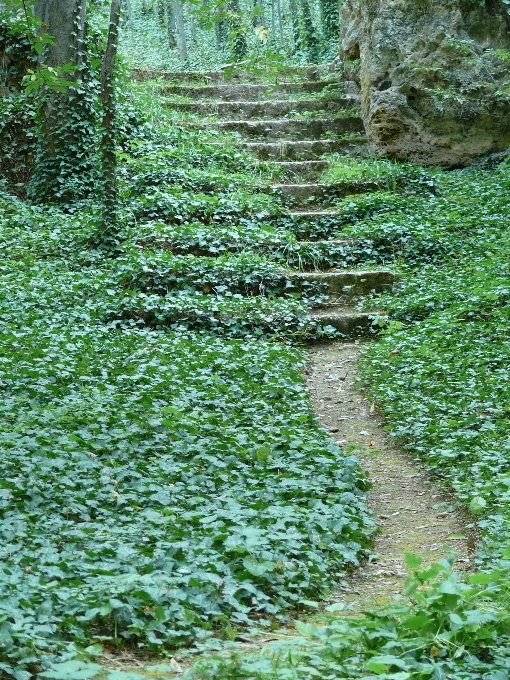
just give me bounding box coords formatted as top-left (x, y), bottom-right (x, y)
top-left (0, 113), bottom-right (374, 676)
top-left (186, 163), bottom-right (510, 680)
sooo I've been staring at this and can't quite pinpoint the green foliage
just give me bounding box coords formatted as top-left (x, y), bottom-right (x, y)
top-left (356, 174), bottom-right (510, 553)
top-left (0, 77), bottom-right (375, 674)
top-left (186, 554), bottom-right (510, 679)
top-left (120, 0), bottom-right (341, 71)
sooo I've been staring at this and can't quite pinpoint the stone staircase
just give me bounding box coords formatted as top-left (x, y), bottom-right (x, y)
top-left (157, 65), bottom-right (395, 337)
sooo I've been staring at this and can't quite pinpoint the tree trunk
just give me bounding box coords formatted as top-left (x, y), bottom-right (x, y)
top-left (258, 0), bottom-right (266, 27)
top-left (288, 0), bottom-right (302, 53)
top-left (100, 0), bottom-right (122, 238)
top-left (228, 0), bottom-right (247, 60)
top-left (299, 0), bottom-right (318, 62)
top-left (190, 13), bottom-right (197, 43)
top-left (167, 0), bottom-right (177, 49)
top-left (174, 0), bottom-right (188, 61)
top-left (31, 0), bottom-right (92, 201)
top-left (271, 0), bottom-right (276, 39)
top-left (319, 0), bottom-right (338, 41)
top-left (276, 0), bottom-right (284, 44)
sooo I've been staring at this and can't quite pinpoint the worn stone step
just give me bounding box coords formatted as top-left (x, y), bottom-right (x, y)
top-left (258, 160), bottom-right (330, 181)
top-left (270, 180), bottom-right (381, 206)
top-left (160, 80), bottom-right (343, 101)
top-left (240, 138), bottom-right (367, 160)
top-left (165, 97), bottom-right (357, 119)
top-left (187, 116), bottom-right (364, 140)
top-left (310, 305), bottom-right (387, 335)
top-left (291, 269), bottom-right (395, 300)
top-left (134, 64), bottom-right (327, 84)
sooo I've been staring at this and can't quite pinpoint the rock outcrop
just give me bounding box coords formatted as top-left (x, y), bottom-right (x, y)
top-left (339, 0), bottom-right (510, 166)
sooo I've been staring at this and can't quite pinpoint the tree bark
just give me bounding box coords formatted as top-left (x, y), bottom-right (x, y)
top-left (288, 0), bottom-right (302, 53)
top-left (319, 0), bottom-right (338, 41)
top-left (276, 0), bottom-right (284, 44)
top-left (100, 0), bottom-right (122, 237)
top-left (167, 0), bottom-right (177, 49)
top-left (157, 0), bottom-right (166, 25)
top-left (174, 0), bottom-right (188, 61)
top-left (258, 0), bottom-right (266, 27)
top-left (299, 0), bottom-right (318, 62)
top-left (31, 0), bottom-right (90, 200)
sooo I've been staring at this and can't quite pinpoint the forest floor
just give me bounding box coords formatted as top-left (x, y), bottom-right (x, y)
top-left (2, 61), bottom-right (510, 680)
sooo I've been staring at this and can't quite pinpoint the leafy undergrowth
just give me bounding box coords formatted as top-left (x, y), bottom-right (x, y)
top-left (0, 86), bottom-right (377, 677)
top-left (356, 164), bottom-right (510, 555)
top-left (178, 165), bottom-right (510, 679)
top-left (187, 553), bottom-right (510, 680)
top-left (3, 68), bottom-right (510, 679)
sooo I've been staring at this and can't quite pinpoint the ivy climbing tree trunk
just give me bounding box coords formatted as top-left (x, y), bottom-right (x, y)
top-left (228, 0), bottom-right (247, 61)
top-left (319, 0), bottom-right (338, 42)
top-left (100, 0), bottom-right (122, 238)
top-left (32, 0), bottom-right (93, 201)
top-left (166, 0), bottom-right (177, 49)
top-left (288, 0), bottom-right (302, 54)
top-left (174, 0), bottom-right (188, 62)
top-left (276, 0), bottom-right (284, 45)
top-left (299, 0), bottom-right (318, 62)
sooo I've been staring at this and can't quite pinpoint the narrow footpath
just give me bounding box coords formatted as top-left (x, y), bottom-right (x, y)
top-left (306, 343), bottom-right (474, 610)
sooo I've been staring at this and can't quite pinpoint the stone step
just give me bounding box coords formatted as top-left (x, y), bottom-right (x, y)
top-left (310, 305), bottom-right (387, 335)
top-left (269, 179), bottom-right (381, 206)
top-left (239, 138), bottom-right (367, 160)
top-left (259, 160), bottom-right (330, 182)
top-left (160, 80), bottom-right (343, 101)
top-left (134, 64), bottom-right (328, 84)
top-left (291, 269), bottom-right (395, 300)
top-left (187, 116), bottom-right (364, 140)
top-left (298, 238), bottom-right (353, 246)
top-left (164, 97), bottom-right (357, 119)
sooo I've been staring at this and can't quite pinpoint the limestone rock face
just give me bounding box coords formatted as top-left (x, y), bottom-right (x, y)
top-left (340, 0), bottom-right (510, 165)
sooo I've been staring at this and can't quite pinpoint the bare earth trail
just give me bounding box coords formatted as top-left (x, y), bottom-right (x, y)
top-left (306, 342), bottom-right (475, 611)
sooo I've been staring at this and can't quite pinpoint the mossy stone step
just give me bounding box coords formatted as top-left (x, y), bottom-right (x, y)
top-left (239, 138), bottom-right (367, 160)
top-left (256, 160), bottom-right (330, 181)
top-left (290, 269), bottom-right (395, 299)
top-left (165, 97), bottom-right (357, 119)
top-left (134, 65), bottom-right (327, 84)
top-left (186, 116), bottom-right (364, 140)
top-left (310, 305), bottom-right (387, 335)
top-left (160, 80), bottom-right (343, 101)
top-left (269, 180), bottom-right (381, 206)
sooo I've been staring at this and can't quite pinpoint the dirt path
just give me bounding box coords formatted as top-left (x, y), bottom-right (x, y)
top-left (305, 341), bottom-right (475, 611)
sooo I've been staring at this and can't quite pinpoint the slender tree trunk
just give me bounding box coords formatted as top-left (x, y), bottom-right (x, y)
top-left (157, 0), bottom-right (165, 25)
top-left (276, 0), bottom-right (284, 44)
top-left (167, 0), bottom-right (177, 49)
top-left (174, 0), bottom-right (188, 61)
top-left (123, 0), bottom-right (132, 26)
top-left (288, 0), bottom-right (301, 53)
top-left (271, 0), bottom-right (276, 39)
top-left (258, 0), bottom-right (266, 27)
top-left (228, 0), bottom-right (247, 60)
top-left (100, 0), bottom-right (122, 237)
top-left (190, 13), bottom-right (197, 43)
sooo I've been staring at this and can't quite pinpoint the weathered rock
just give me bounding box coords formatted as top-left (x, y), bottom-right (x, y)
top-left (340, 0), bottom-right (510, 165)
